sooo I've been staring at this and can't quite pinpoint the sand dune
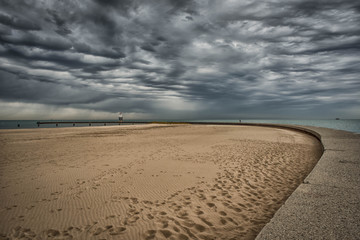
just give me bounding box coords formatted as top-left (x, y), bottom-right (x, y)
top-left (0, 124), bottom-right (322, 239)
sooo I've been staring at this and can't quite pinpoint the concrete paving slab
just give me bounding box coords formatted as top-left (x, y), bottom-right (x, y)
top-left (256, 184), bottom-right (360, 240)
top-left (305, 150), bottom-right (360, 188)
top-left (256, 126), bottom-right (360, 240)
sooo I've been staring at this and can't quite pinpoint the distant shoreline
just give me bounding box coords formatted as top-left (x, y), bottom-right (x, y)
top-left (1, 119), bottom-right (359, 133)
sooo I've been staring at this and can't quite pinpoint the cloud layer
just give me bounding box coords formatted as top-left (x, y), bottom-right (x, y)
top-left (0, 0), bottom-right (359, 119)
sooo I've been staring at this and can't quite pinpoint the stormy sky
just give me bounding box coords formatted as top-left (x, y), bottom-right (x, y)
top-left (0, 0), bottom-right (359, 120)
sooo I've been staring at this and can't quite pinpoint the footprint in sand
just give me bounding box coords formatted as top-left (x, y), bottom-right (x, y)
top-left (219, 211), bottom-right (227, 216)
top-left (145, 230), bottom-right (157, 239)
top-left (206, 202), bottom-right (215, 208)
top-left (46, 229), bottom-right (61, 237)
top-left (160, 229), bottom-right (173, 238)
top-left (109, 226), bottom-right (126, 235)
top-left (10, 226), bottom-right (37, 239)
top-left (193, 223), bottom-right (206, 232)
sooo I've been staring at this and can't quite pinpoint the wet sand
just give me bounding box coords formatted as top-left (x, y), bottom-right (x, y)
top-left (0, 124), bottom-right (322, 239)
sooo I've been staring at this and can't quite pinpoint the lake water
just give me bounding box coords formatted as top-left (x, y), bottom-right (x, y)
top-left (0, 119), bottom-right (359, 134)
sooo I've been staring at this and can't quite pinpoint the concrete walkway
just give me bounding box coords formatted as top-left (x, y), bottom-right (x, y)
top-left (256, 126), bottom-right (360, 239)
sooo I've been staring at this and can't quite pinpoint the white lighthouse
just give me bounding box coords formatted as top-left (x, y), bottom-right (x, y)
top-left (118, 112), bottom-right (123, 122)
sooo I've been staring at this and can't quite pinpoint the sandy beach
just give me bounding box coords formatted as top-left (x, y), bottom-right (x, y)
top-left (0, 124), bottom-right (322, 239)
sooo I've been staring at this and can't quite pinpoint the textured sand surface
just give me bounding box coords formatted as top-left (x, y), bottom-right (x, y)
top-left (0, 124), bottom-right (322, 239)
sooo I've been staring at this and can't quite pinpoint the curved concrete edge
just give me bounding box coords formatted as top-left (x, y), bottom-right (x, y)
top-left (255, 125), bottom-right (360, 240)
top-left (235, 122), bottom-right (323, 142)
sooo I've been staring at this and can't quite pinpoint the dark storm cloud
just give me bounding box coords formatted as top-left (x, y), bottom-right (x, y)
top-left (0, 70), bottom-right (109, 105)
top-left (0, 12), bottom-right (41, 30)
top-left (47, 9), bottom-right (72, 35)
top-left (0, 32), bottom-right (72, 51)
top-left (0, 0), bottom-right (359, 119)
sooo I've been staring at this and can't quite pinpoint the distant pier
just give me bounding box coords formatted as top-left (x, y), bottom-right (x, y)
top-left (36, 121), bottom-right (126, 127)
top-left (36, 121), bottom-right (243, 126)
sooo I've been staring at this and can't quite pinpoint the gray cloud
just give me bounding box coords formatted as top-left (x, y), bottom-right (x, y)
top-left (0, 12), bottom-right (41, 31)
top-left (0, 0), bottom-right (359, 120)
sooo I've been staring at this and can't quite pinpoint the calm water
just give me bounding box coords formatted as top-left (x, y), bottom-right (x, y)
top-left (0, 119), bottom-right (359, 134)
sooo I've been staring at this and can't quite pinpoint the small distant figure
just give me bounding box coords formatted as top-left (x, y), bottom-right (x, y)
top-left (336, 118), bottom-right (340, 120)
top-left (239, 120), bottom-right (241, 123)
top-left (119, 112), bottom-right (123, 122)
